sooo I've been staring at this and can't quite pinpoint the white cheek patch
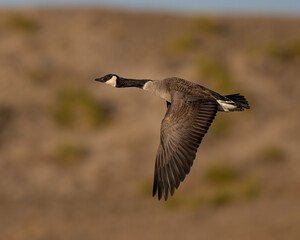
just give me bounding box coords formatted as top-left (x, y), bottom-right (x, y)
top-left (106, 76), bottom-right (117, 87)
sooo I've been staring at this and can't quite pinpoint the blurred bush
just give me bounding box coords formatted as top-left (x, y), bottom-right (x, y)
top-left (166, 17), bottom-right (224, 55)
top-left (209, 190), bottom-right (234, 207)
top-left (6, 14), bottom-right (39, 33)
top-left (204, 163), bottom-right (239, 185)
top-left (197, 57), bottom-right (235, 92)
top-left (192, 17), bottom-right (225, 34)
top-left (240, 180), bottom-right (261, 200)
top-left (53, 88), bottom-right (112, 129)
top-left (55, 142), bottom-right (87, 167)
top-left (142, 162), bottom-right (262, 210)
top-left (210, 114), bottom-right (231, 137)
top-left (266, 39), bottom-right (300, 61)
top-left (166, 33), bottom-right (196, 53)
top-left (204, 163), bottom-right (261, 206)
top-left (0, 105), bottom-right (13, 132)
top-left (258, 144), bottom-right (286, 164)
top-left (27, 67), bottom-right (51, 85)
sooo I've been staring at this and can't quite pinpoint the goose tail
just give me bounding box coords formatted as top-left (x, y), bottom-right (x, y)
top-left (225, 94), bottom-right (250, 111)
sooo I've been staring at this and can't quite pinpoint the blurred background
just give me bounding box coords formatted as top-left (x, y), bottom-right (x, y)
top-left (0, 0), bottom-right (299, 239)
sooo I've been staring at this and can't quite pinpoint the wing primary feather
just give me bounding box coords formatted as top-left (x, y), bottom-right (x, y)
top-left (169, 160), bottom-right (181, 188)
top-left (177, 146), bottom-right (194, 166)
top-left (152, 163), bottom-right (158, 197)
top-left (162, 167), bottom-right (169, 200)
top-left (174, 151), bottom-right (190, 173)
top-left (157, 173), bottom-right (162, 200)
top-left (153, 98), bottom-right (218, 200)
top-left (166, 163), bottom-right (176, 195)
top-left (172, 156), bottom-right (186, 181)
top-left (159, 166), bottom-right (169, 200)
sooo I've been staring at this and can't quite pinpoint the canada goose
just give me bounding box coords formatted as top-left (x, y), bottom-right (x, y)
top-left (95, 74), bottom-right (250, 200)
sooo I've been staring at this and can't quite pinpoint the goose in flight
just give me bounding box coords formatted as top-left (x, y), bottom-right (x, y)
top-left (95, 74), bottom-right (250, 200)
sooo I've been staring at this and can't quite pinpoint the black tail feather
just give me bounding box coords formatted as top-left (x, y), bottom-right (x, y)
top-left (225, 94), bottom-right (250, 110)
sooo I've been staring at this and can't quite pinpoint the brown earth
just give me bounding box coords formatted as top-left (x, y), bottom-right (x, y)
top-left (0, 8), bottom-right (300, 240)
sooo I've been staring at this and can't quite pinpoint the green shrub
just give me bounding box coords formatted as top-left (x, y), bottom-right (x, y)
top-left (204, 163), bottom-right (239, 185)
top-left (197, 57), bottom-right (234, 92)
top-left (162, 164), bottom-right (261, 210)
top-left (53, 88), bottom-right (111, 129)
top-left (27, 67), bottom-right (50, 84)
top-left (7, 14), bottom-right (39, 33)
top-left (164, 195), bottom-right (206, 210)
top-left (167, 33), bottom-right (196, 53)
top-left (164, 197), bottom-right (182, 209)
top-left (266, 39), bottom-right (300, 61)
top-left (258, 144), bottom-right (286, 164)
top-left (192, 17), bottom-right (224, 34)
top-left (210, 114), bottom-right (230, 137)
top-left (55, 142), bottom-right (87, 166)
top-left (209, 190), bottom-right (233, 207)
top-left (240, 180), bottom-right (261, 200)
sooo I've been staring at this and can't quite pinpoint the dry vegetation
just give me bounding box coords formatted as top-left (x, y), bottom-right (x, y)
top-left (0, 8), bottom-right (299, 240)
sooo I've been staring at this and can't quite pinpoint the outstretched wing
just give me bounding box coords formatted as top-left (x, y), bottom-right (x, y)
top-left (153, 96), bottom-right (218, 200)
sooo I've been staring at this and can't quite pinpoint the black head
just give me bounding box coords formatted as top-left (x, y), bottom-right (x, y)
top-left (95, 74), bottom-right (119, 87)
top-left (95, 74), bottom-right (150, 88)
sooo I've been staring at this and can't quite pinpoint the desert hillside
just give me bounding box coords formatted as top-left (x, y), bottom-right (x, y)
top-left (0, 8), bottom-right (300, 240)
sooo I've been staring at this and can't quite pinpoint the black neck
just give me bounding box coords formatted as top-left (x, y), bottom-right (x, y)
top-left (117, 77), bottom-right (151, 88)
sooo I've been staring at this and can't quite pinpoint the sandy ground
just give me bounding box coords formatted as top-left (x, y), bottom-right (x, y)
top-left (0, 8), bottom-right (299, 240)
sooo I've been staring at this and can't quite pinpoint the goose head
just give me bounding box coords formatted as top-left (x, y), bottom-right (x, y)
top-left (95, 74), bottom-right (119, 87)
top-left (95, 74), bottom-right (151, 89)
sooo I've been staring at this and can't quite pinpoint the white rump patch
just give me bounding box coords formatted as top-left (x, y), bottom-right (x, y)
top-left (217, 100), bottom-right (236, 112)
top-left (106, 75), bottom-right (117, 87)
